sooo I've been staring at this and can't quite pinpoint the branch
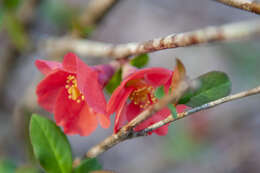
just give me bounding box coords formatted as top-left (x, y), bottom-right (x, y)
top-left (86, 78), bottom-right (190, 158)
top-left (45, 20), bottom-right (260, 58)
top-left (215, 0), bottom-right (260, 15)
top-left (137, 85), bottom-right (260, 136)
top-left (86, 85), bottom-right (260, 158)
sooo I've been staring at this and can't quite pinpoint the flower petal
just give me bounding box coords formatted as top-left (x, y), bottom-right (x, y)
top-left (35, 59), bottom-right (62, 75)
top-left (93, 64), bottom-right (115, 87)
top-left (176, 104), bottom-right (189, 113)
top-left (154, 124), bottom-right (169, 136)
top-left (107, 86), bottom-right (134, 117)
top-left (36, 70), bottom-right (68, 112)
top-left (121, 67), bottom-right (172, 87)
top-left (54, 88), bottom-right (98, 136)
top-left (76, 57), bottom-right (107, 114)
top-left (144, 69), bottom-right (172, 87)
top-left (126, 103), bottom-right (171, 136)
top-left (97, 113), bottom-right (110, 129)
top-left (62, 52), bottom-right (78, 73)
top-left (113, 88), bottom-right (134, 133)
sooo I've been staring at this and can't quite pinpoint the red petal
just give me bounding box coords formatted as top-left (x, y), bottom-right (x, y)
top-left (36, 70), bottom-right (68, 112)
top-left (125, 102), bottom-right (142, 122)
top-left (154, 124), bottom-right (169, 136)
top-left (176, 104), bottom-right (189, 113)
top-left (97, 113), bottom-right (110, 129)
top-left (54, 88), bottom-right (98, 136)
top-left (107, 86), bottom-right (134, 117)
top-left (144, 69), bottom-right (172, 87)
top-left (35, 59), bottom-right (62, 75)
top-left (126, 103), bottom-right (171, 136)
top-left (113, 88), bottom-right (134, 133)
top-left (76, 57), bottom-right (107, 114)
top-left (62, 52), bottom-right (78, 73)
top-left (121, 67), bottom-right (172, 87)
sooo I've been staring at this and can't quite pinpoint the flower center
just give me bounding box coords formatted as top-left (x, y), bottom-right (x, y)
top-left (65, 75), bottom-right (85, 103)
top-left (129, 86), bottom-right (157, 109)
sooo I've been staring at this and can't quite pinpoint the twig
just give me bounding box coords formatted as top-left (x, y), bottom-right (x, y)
top-left (215, 0), bottom-right (260, 15)
top-left (86, 85), bottom-right (260, 158)
top-left (45, 20), bottom-right (260, 59)
top-left (86, 78), bottom-right (190, 158)
top-left (137, 85), bottom-right (260, 136)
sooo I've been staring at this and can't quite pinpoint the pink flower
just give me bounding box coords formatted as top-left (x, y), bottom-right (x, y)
top-left (35, 53), bottom-right (113, 136)
top-left (107, 67), bottom-right (187, 136)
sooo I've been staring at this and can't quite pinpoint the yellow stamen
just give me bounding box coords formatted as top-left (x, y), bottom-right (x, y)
top-left (65, 75), bottom-right (84, 104)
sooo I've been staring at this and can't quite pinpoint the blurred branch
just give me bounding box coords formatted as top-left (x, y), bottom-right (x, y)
top-left (215, 0), bottom-right (260, 15)
top-left (137, 85), bottom-right (260, 136)
top-left (45, 20), bottom-right (260, 59)
top-left (86, 74), bottom-right (190, 158)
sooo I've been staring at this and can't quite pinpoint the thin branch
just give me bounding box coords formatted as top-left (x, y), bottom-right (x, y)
top-left (215, 0), bottom-right (260, 15)
top-left (86, 78), bottom-right (190, 158)
top-left (86, 85), bottom-right (260, 158)
top-left (137, 85), bottom-right (260, 136)
top-left (45, 20), bottom-right (260, 58)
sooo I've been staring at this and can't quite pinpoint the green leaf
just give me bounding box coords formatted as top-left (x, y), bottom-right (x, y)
top-left (105, 69), bottom-right (122, 94)
top-left (179, 71), bottom-right (231, 107)
top-left (30, 114), bottom-right (72, 173)
top-left (0, 159), bottom-right (16, 173)
top-left (154, 86), bottom-right (165, 99)
top-left (73, 158), bottom-right (102, 173)
top-left (130, 54), bottom-right (149, 68)
top-left (167, 104), bottom-right (177, 119)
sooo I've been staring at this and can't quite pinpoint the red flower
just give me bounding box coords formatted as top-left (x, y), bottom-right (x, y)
top-left (107, 67), bottom-right (187, 136)
top-left (35, 53), bottom-right (112, 136)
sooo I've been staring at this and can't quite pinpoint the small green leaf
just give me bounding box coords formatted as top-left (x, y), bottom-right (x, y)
top-left (73, 158), bottom-right (102, 173)
top-left (105, 69), bottom-right (122, 94)
top-left (0, 159), bottom-right (16, 173)
top-left (130, 54), bottom-right (149, 68)
top-left (30, 114), bottom-right (72, 173)
top-left (154, 86), bottom-right (165, 99)
top-left (179, 71), bottom-right (231, 107)
top-left (167, 104), bottom-right (177, 119)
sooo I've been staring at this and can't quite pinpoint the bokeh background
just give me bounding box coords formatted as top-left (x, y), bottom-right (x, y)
top-left (1, 0), bottom-right (260, 172)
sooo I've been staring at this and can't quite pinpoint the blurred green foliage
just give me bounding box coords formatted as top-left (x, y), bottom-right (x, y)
top-left (39, 0), bottom-right (79, 31)
top-left (223, 42), bottom-right (260, 87)
top-left (105, 69), bottom-right (122, 94)
top-left (0, 159), bottom-right (16, 173)
top-left (2, 0), bottom-right (21, 11)
top-left (165, 124), bottom-right (205, 162)
top-left (3, 13), bottom-right (29, 51)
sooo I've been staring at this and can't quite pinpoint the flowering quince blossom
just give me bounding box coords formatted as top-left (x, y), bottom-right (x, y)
top-left (35, 52), bottom-right (114, 136)
top-left (107, 67), bottom-right (187, 136)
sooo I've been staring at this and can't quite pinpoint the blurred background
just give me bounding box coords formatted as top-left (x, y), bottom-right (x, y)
top-left (0, 0), bottom-right (260, 172)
